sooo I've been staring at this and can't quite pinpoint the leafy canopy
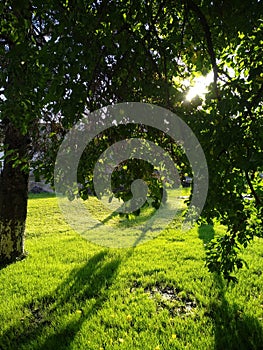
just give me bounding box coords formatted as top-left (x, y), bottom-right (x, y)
top-left (0, 0), bottom-right (262, 280)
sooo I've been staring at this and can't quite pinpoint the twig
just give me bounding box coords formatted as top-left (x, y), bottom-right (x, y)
top-left (245, 170), bottom-right (261, 206)
top-left (186, 0), bottom-right (219, 99)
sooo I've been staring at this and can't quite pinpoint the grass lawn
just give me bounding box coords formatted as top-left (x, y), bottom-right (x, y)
top-left (0, 193), bottom-right (263, 349)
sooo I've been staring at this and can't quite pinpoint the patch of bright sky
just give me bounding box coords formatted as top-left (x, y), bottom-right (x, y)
top-left (185, 71), bottom-right (214, 101)
top-left (185, 65), bottom-right (236, 101)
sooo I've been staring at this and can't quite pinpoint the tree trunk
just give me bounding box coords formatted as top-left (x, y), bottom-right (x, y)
top-left (0, 122), bottom-right (29, 264)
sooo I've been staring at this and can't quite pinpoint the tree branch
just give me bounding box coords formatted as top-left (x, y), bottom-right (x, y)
top-left (245, 170), bottom-right (261, 206)
top-left (0, 34), bottom-right (14, 46)
top-left (186, 0), bottom-right (219, 99)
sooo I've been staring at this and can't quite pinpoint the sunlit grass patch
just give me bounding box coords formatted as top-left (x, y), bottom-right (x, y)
top-left (82, 187), bottom-right (190, 227)
top-left (0, 193), bottom-right (263, 349)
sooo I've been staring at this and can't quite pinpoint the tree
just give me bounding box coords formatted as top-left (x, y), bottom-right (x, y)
top-left (0, 0), bottom-right (262, 282)
top-left (1, 0), bottom-right (175, 262)
top-left (0, 1), bottom-right (43, 262)
top-left (196, 23), bottom-right (263, 281)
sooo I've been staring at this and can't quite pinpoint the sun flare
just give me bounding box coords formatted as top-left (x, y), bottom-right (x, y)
top-left (186, 71), bottom-right (214, 101)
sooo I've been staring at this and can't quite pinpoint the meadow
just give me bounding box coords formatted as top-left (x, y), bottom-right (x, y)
top-left (0, 193), bottom-right (263, 349)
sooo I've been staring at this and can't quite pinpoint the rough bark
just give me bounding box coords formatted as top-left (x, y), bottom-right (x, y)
top-left (0, 122), bottom-right (29, 264)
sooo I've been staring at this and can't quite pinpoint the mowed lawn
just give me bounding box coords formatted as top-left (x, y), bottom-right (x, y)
top-left (1, 193), bottom-right (263, 349)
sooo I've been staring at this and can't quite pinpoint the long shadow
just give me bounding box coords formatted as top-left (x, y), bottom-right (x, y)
top-left (198, 224), bottom-right (263, 349)
top-left (132, 207), bottom-right (186, 247)
top-left (210, 274), bottom-right (263, 350)
top-left (89, 202), bottom-right (157, 229)
top-left (0, 251), bottom-right (122, 350)
top-left (86, 204), bottom-right (183, 248)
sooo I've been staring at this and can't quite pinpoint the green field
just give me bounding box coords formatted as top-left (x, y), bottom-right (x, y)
top-left (0, 194), bottom-right (263, 349)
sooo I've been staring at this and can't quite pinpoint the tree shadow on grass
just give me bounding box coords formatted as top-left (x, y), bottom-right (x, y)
top-left (84, 206), bottom-right (185, 249)
top-left (0, 250), bottom-right (122, 350)
top-left (208, 274), bottom-right (263, 350)
top-left (198, 224), bottom-right (263, 349)
top-left (131, 207), bottom-right (186, 247)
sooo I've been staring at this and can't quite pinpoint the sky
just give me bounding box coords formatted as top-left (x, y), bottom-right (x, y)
top-left (185, 71), bottom-right (214, 101)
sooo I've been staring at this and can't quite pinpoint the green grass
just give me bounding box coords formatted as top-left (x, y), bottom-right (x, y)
top-left (56, 188), bottom-right (190, 248)
top-left (1, 193), bottom-right (263, 349)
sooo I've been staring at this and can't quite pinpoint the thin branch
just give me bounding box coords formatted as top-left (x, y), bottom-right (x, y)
top-left (153, 0), bottom-right (166, 24)
top-left (179, 2), bottom-right (189, 54)
top-left (245, 170), bottom-right (261, 206)
top-left (247, 84), bottom-right (263, 111)
top-left (186, 0), bottom-right (219, 99)
top-left (0, 34), bottom-right (14, 46)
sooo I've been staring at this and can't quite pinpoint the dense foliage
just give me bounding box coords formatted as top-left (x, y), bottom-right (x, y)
top-left (0, 0), bottom-right (262, 279)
